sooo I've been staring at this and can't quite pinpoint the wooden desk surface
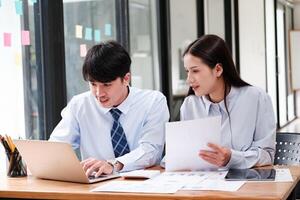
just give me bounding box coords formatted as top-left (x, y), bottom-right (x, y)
top-left (0, 166), bottom-right (300, 200)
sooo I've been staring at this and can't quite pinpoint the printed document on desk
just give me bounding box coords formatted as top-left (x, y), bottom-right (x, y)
top-left (91, 180), bottom-right (184, 193)
top-left (165, 116), bottom-right (221, 171)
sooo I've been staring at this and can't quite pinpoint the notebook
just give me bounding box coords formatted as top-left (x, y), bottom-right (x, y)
top-left (14, 140), bottom-right (120, 183)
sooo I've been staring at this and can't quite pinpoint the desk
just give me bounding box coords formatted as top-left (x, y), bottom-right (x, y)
top-left (0, 166), bottom-right (300, 200)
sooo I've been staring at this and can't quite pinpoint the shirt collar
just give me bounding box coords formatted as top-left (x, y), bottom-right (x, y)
top-left (114, 86), bottom-right (133, 115)
top-left (201, 86), bottom-right (238, 115)
top-left (100, 86), bottom-right (133, 115)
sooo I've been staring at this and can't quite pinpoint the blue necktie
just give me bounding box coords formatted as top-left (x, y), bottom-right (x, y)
top-left (109, 108), bottom-right (130, 157)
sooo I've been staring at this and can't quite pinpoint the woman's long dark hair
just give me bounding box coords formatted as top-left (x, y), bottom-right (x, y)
top-left (183, 35), bottom-right (250, 127)
top-left (184, 34), bottom-right (249, 97)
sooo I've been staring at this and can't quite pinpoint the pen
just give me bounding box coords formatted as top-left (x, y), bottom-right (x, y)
top-left (5, 135), bottom-right (15, 152)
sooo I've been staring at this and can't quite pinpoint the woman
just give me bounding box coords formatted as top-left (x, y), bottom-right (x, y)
top-left (181, 34), bottom-right (275, 169)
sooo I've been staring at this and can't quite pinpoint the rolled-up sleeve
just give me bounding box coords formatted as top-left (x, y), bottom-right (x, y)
top-left (49, 98), bottom-right (81, 150)
top-left (227, 93), bottom-right (276, 169)
top-left (117, 96), bottom-right (170, 172)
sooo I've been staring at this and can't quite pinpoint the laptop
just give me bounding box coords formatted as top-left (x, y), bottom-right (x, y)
top-left (13, 140), bottom-right (120, 183)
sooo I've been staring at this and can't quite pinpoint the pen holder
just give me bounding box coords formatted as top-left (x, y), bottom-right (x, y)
top-left (7, 149), bottom-right (27, 177)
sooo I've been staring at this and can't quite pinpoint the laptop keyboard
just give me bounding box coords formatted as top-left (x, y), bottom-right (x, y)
top-left (88, 174), bottom-right (109, 180)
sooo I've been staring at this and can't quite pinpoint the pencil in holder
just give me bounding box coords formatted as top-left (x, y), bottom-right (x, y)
top-left (7, 149), bottom-right (27, 177)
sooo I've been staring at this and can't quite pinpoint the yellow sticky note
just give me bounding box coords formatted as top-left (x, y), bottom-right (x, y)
top-left (75, 25), bottom-right (83, 39)
top-left (14, 52), bottom-right (22, 67)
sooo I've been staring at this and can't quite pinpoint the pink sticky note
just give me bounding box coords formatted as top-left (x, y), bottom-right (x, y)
top-left (21, 30), bottom-right (30, 45)
top-left (3, 33), bottom-right (12, 47)
top-left (80, 44), bottom-right (87, 57)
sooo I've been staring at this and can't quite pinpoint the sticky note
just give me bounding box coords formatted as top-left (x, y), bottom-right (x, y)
top-left (94, 29), bottom-right (101, 42)
top-left (85, 27), bottom-right (92, 40)
top-left (29, 0), bottom-right (37, 6)
top-left (15, 1), bottom-right (23, 15)
top-left (80, 44), bottom-right (87, 57)
top-left (3, 33), bottom-right (11, 47)
top-left (21, 30), bottom-right (30, 45)
top-left (75, 25), bottom-right (83, 39)
top-left (105, 24), bottom-right (112, 36)
top-left (14, 52), bottom-right (22, 67)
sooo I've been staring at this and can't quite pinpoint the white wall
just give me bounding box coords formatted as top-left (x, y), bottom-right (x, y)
top-left (294, 2), bottom-right (300, 117)
top-left (238, 0), bottom-right (267, 90)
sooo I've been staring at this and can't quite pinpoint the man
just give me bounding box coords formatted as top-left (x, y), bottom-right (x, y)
top-left (50, 41), bottom-right (169, 177)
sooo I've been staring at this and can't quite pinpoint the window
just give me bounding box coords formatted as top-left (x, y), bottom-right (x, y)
top-left (63, 0), bottom-right (117, 100)
top-left (265, 0), bottom-right (277, 124)
top-left (0, 0), bottom-right (44, 169)
top-left (276, 2), bottom-right (296, 127)
top-left (129, 0), bottom-right (160, 90)
top-left (170, 0), bottom-right (197, 98)
top-left (204, 0), bottom-right (225, 39)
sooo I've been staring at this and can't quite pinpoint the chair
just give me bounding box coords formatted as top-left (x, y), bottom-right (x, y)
top-left (274, 132), bottom-right (300, 200)
top-left (274, 132), bottom-right (300, 165)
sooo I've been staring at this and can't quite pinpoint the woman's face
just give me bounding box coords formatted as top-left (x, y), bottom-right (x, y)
top-left (184, 54), bottom-right (222, 96)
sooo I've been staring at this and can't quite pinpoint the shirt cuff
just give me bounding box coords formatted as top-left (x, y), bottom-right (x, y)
top-left (116, 148), bottom-right (146, 172)
top-left (225, 149), bottom-right (244, 169)
top-left (160, 156), bottom-right (165, 168)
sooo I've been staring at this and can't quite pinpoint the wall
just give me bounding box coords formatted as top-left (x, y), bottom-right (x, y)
top-left (238, 0), bottom-right (267, 90)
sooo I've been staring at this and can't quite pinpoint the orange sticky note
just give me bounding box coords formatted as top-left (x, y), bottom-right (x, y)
top-left (21, 30), bottom-right (30, 45)
top-left (80, 44), bottom-right (87, 57)
top-left (3, 33), bottom-right (12, 47)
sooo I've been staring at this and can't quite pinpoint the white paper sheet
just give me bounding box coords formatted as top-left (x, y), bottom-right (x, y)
top-left (148, 171), bottom-right (210, 185)
top-left (91, 168), bottom-right (293, 194)
top-left (149, 171), bottom-right (244, 192)
top-left (165, 116), bottom-right (221, 171)
top-left (275, 168), bottom-right (293, 182)
top-left (91, 180), bottom-right (184, 194)
top-left (92, 170), bottom-right (245, 193)
top-left (183, 179), bottom-right (245, 191)
top-left (182, 171), bottom-right (245, 191)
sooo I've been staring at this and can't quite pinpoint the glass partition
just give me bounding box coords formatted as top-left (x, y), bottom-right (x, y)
top-left (129, 0), bottom-right (160, 90)
top-left (63, 0), bottom-right (117, 100)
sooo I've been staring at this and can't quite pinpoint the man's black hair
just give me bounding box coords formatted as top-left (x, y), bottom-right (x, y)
top-left (82, 40), bottom-right (131, 83)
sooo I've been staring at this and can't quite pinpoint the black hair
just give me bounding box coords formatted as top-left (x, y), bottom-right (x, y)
top-left (82, 40), bottom-right (131, 83)
top-left (183, 34), bottom-right (250, 97)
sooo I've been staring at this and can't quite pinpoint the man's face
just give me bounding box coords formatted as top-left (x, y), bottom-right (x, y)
top-left (89, 73), bottom-right (130, 108)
